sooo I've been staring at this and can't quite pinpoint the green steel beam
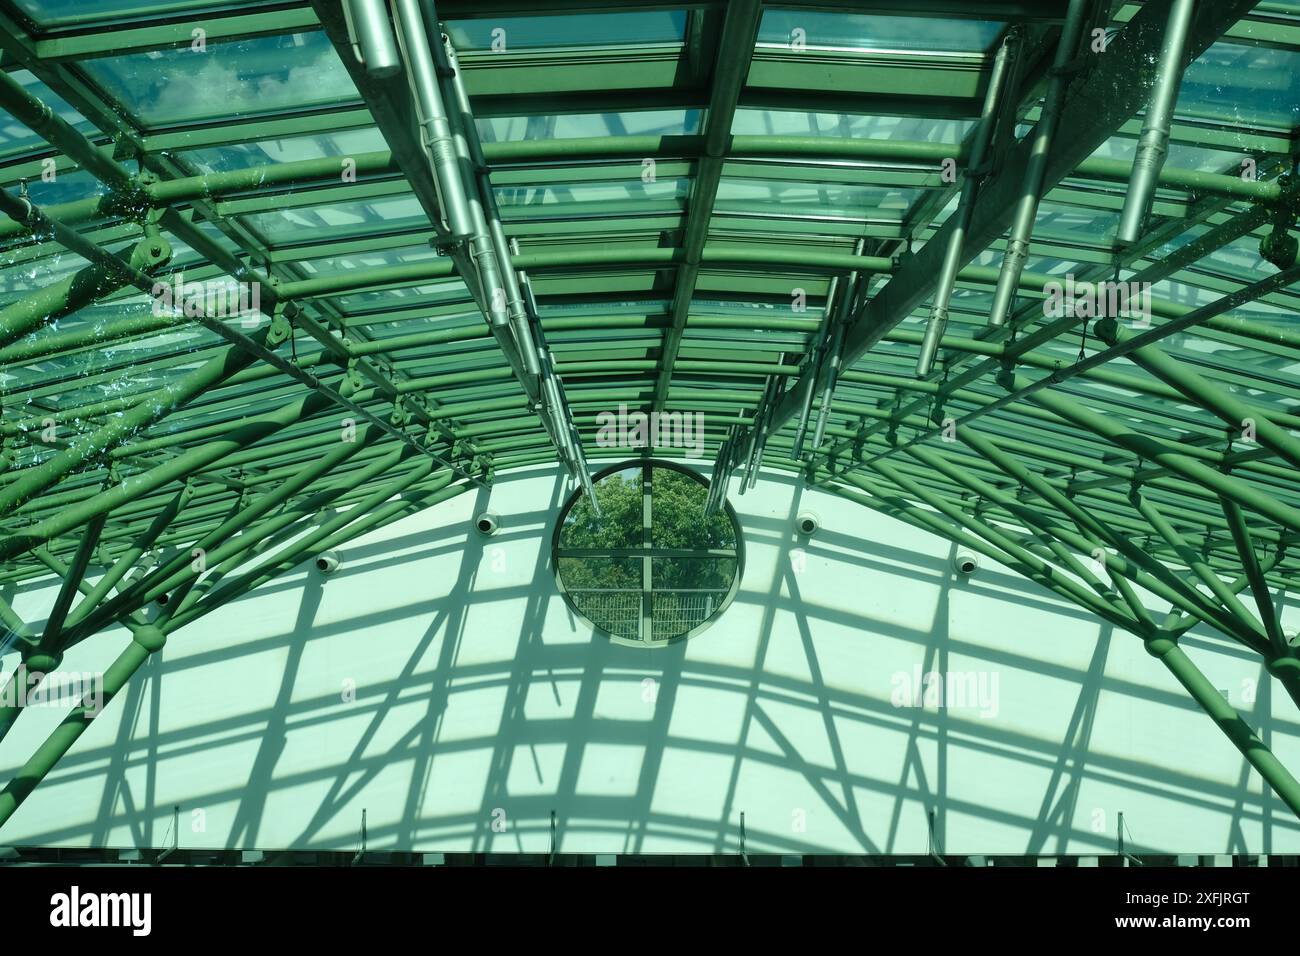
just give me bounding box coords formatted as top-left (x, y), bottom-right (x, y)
top-left (63, 488), bottom-right (190, 632)
top-left (0, 629), bottom-right (162, 832)
top-left (0, 187), bottom-right (485, 505)
top-left (32, 6), bottom-right (322, 61)
top-left (0, 334), bottom-right (271, 524)
top-left (653, 0), bottom-right (768, 410)
top-left (0, 0), bottom-right (1294, 827)
top-left (1096, 317), bottom-right (1300, 474)
top-left (804, 377), bottom-right (1300, 534)
top-left (1166, 550), bottom-right (1287, 639)
top-left (1015, 374), bottom-right (1300, 536)
top-left (434, 0), bottom-right (1071, 18)
top-left (0, 598), bottom-right (32, 649)
top-left (809, 196), bottom-right (1294, 467)
top-left (0, 237), bottom-right (170, 348)
top-left (166, 460), bottom-right (447, 631)
top-left (806, 463), bottom-right (1300, 818)
top-left (844, 262), bottom-right (1300, 474)
top-left (1132, 494), bottom-right (1271, 642)
top-left (879, 462), bottom-right (1137, 625)
top-left (30, 513), bottom-right (105, 665)
top-left (62, 420), bottom-right (402, 646)
top-left (0, 380), bottom-right (344, 565)
top-left (908, 430), bottom-right (1268, 650)
top-left (3, 133), bottom-right (1275, 259)
top-left (1221, 496), bottom-right (1291, 662)
top-left (5, 26), bottom-right (486, 515)
top-left (1151, 637), bottom-right (1300, 818)
top-left (0, 472), bottom-right (471, 833)
top-left (0, 63), bottom-right (130, 189)
top-left (766, 0), bottom-right (1261, 438)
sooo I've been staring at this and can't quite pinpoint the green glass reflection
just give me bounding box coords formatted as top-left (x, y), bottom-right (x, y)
top-left (12, 0), bottom-right (273, 28)
top-left (241, 196), bottom-right (426, 245)
top-left (81, 31), bottom-right (357, 127)
top-left (447, 12), bottom-right (685, 50)
top-left (1179, 43), bottom-right (1300, 129)
top-left (183, 128), bottom-right (388, 174)
top-left (478, 109), bottom-right (702, 142)
top-left (715, 178), bottom-right (918, 220)
top-left (758, 10), bottom-right (1004, 53)
top-left (732, 108), bottom-right (973, 143)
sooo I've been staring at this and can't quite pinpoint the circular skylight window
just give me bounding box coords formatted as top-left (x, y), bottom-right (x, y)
top-left (553, 460), bottom-right (743, 646)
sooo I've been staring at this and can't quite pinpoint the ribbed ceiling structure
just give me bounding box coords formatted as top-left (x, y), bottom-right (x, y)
top-left (1, 0), bottom-right (1300, 820)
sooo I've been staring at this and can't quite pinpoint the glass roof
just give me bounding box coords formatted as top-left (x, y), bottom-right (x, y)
top-left (0, 0), bottom-right (1296, 670)
top-left (80, 30), bottom-right (358, 127)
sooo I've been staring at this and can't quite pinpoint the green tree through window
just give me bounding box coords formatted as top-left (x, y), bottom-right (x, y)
top-left (554, 461), bottom-right (741, 644)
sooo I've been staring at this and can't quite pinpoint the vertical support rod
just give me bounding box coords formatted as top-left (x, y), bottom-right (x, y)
top-left (811, 322), bottom-right (845, 451)
top-left (438, 33), bottom-right (542, 378)
top-left (1221, 496), bottom-right (1290, 660)
top-left (917, 28), bottom-right (1017, 374)
top-left (1115, 0), bottom-right (1197, 248)
top-left (791, 275), bottom-right (838, 459)
top-left (32, 514), bottom-right (106, 662)
top-left (988, 0), bottom-right (1090, 327)
top-left (391, 0), bottom-right (473, 239)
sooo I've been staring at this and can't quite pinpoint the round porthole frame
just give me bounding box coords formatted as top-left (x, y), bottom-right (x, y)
top-left (551, 458), bottom-right (745, 648)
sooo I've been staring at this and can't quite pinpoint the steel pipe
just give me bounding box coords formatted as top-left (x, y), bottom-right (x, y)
top-left (917, 28), bottom-right (1017, 373)
top-left (790, 275), bottom-right (838, 460)
top-left (987, 0), bottom-right (1089, 327)
top-left (1116, 0), bottom-right (1197, 248)
top-left (391, 0), bottom-right (474, 239)
top-left (344, 0), bottom-right (401, 77)
top-left (438, 32), bottom-right (542, 379)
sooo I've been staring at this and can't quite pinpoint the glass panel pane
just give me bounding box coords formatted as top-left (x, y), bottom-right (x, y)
top-left (240, 196), bottom-right (427, 245)
top-left (296, 246), bottom-right (445, 275)
top-left (557, 557), bottom-right (641, 639)
top-left (477, 109), bottom-right (702, 142)
top-left (715, 177), bottom-right (918, 219)
top-left (81, 31), bottom-right (357, 127)
top-left (651, 557), bottom-right (737, 640)
top-left (447, 12), bottom-right (686, 50)
top-left (182, 128), bottom-right (389, 173)
top-left (1086, 134), bottom-right (1245, 174)
top-left (332, 281), bottom-right (471, 316)
top-left (732, 108), bottom-right (973, 143)
top-left (0, 250), bottom-right (90, 309)
top-left (759, 10), bottom-right (1004, 53)
top-left (1178, 42), bottom-right (1300, 129)
top-left (509, 178), bottom-right (688, 207)
top-left (12, 0), bottom-right (275, 28)
top-left (651, 469), bottom-right (736, 550)
top-left (22, 170), bottom-right (107, 207)
top-left (559, 466), bottom-right (642, 549)
top-left (1032, 202), bottom-right (1121, 243)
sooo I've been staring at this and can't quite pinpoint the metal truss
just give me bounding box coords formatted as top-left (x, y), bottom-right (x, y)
top-left (0, 0), bottom-right (1297, 825)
